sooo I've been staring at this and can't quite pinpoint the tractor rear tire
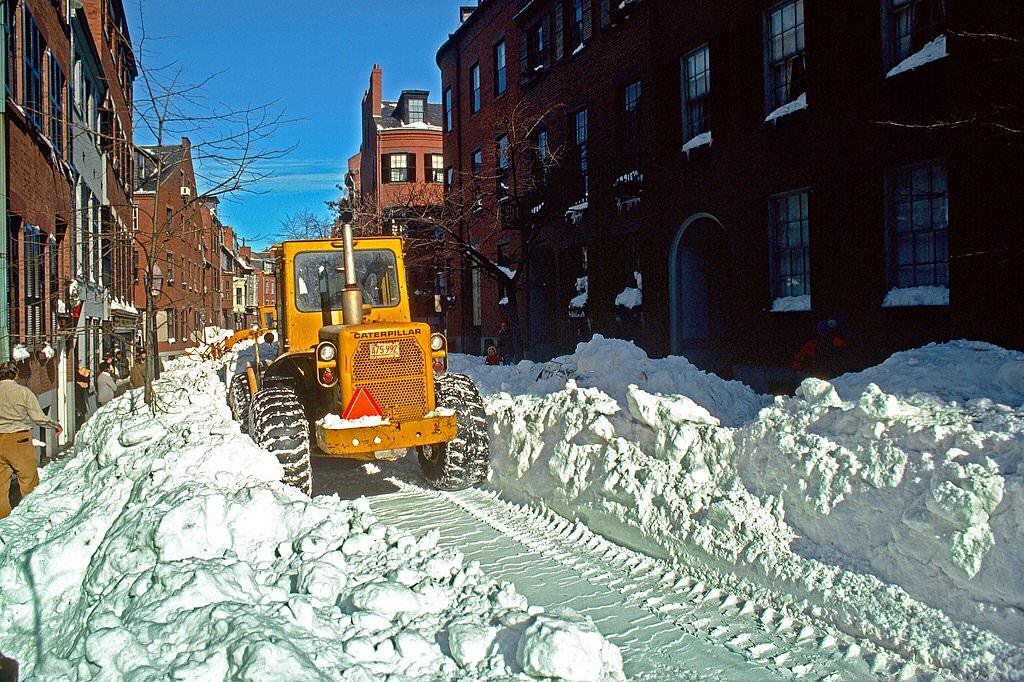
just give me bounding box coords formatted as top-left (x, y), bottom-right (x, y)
top-left (227, 373), bottom-right (251, 432)
top-left (248, 384), bottom-right (313, 496)
top-left (418, 373), bottom-right (490, 491)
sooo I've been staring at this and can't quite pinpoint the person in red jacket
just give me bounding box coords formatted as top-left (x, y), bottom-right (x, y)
top-left (484, 344), bottom-right (502, 366)
top-left (793, 315), bottom-right (850, 380)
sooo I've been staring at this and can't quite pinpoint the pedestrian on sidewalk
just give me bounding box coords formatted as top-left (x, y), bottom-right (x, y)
top-left (0, 361), bottom-right (62, 519)
top-left (74, 366), bottom-right (95, 429)
top-left (129, 350), bottom-right (147, 389)
top-left (96, 362), bottom-right (116, 407)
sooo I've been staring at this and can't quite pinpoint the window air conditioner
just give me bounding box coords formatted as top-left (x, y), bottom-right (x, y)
top-left (180, 187), bottom-right (192, 197)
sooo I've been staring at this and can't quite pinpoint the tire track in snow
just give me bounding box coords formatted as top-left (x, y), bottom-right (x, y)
top-left (371, 481), bottom-right (907, 680)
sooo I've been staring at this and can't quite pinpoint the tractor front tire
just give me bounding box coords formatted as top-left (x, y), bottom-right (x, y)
top-left (227, 372), bottom-right (251, 432)
top-left (418, 373), bottom-right (490, 491)
top-left (248, 384), bottom-right (313, 496)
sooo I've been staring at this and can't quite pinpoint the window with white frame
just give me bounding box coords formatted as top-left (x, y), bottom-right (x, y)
top-left (494, 40), bottom-right (507, 95)
top-left (407, 97), bottom-right (424, 123)
top-left (428, 153), bottom-right (445, 183)
top-left (681, 44), bottom-right (710, 142)
top-left (885, 159), bottom-right (948, 289)
top-left (769, 190), bottom-right (811, 301)
top-left (383, 153), bottom-right (413, 183)
top-left (620, 80), bottom-right (642, 171)
top-left (470, 62), bottom-right (481, 113)
top-left (471, 149), bottom-right (483, 206)
top-left (765, 0), bottom-right (805, 112)
top-left (24, 226), bottom-right (45, 339)
top-left (886, 0), bottom-right (946, 68)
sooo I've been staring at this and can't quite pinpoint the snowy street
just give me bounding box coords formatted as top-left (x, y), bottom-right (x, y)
top-left (1, 337), bottom-right (1023, 680)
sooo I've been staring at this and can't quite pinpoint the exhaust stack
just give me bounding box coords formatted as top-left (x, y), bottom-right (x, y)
top-left (340, 223), bottom-right (364, 326)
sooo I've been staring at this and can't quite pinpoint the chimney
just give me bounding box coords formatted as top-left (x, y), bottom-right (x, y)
top-left (370, 64), bottom-right (383, 116)
top-left (459, 6), bottom-right (475, 23)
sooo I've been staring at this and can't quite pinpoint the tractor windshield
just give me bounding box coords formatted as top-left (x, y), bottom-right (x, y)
top-left (294, 249), bottom-right (400, 312)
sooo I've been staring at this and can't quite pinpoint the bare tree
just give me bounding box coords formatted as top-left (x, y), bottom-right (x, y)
top-left (276, 209), bottom-right (335, 241)
top-left (329, 100), bottom-right (564, 357)
top-left (129, 14), bottom-right (296, 405)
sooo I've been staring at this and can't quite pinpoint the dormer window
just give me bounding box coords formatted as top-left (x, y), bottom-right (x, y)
top-left (408, 97), bottom-right (424, 123)
top-left (397, 90), bottom-right (429, 125)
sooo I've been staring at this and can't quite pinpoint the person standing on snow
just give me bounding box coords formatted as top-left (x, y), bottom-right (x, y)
top-left (0, 361), bottom-right (62, 519)
top-left (96, 362), bottom-right (116, 406)
top-left (793, 315), bottom-right (851, 380)
top-left (496, 320), bottom-right (516, 365)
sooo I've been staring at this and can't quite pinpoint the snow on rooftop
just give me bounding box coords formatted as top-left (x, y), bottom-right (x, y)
top-left (887, 34), bottom-right (948, 78)
top-left (0, 357), bottom-right (623, 680)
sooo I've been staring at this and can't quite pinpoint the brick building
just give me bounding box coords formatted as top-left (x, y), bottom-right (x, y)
top-left (439, 0), bottom-right (1023, 379)
top-left (133, 139), bottom-right (210, 361)
top-left (349, 65), bottom-right (450, 328)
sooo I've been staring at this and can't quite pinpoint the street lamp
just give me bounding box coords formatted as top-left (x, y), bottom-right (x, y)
top-left (150, 263), bottom-right (164, 298)
top-left (148, 263), bottom-right (164, 384)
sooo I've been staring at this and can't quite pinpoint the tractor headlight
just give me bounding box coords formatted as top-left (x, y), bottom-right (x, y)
top-left (430, 334), bottom-right (446, 352)
top-left (318, 343), bottom-right (337, 362)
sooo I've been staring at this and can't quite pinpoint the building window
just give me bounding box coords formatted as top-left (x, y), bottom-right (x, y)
top-left (427, 153), bottom-right (445, 183)
top-left (532, 128), bottom-right (551, 188)
top-left (569, 0), bottom-right (593, 51)
top-left (886, 159), bottom-right (948, 289)
top-left (445, 166), bottom-right (454, 192)
top-left (886, 0), bottom-right (945, 68)
top-left (769, 190), bottom-right (811, 301)
top-left (24, 227), bottom-right (45, 339)
top-left (681, 44), bottom-right (710, 142)
top-left (620, 80), bottom-right (642, 172)
top-left (49, 57), bottom-right (64, 156)
top-left (444, 87), bottom-right (453, 132)
top-left (495, 134), bottom-right (510, 199)
top-left (522, 21), bottom-right (546, 76)
top-left (494, 40), bottom-right (507, 95)
top-left (470, 149), bottom-right (483, 206)
top-left (5, 2), bottom-right (15, 97)
top-left (572, 108), bottom-right (589, 199)
top-left (166, 252), bottom-right (174, 280)
top-left (23, 9), bottom-right (44, 129)
top-left (470, 62), bottom-right (481, 113)
top-left (407, 97), bottom-right (424, 123)
top-left (765, 0), bottom-right (805, 112)
top-left (382, 153), bottom-right (414, 183)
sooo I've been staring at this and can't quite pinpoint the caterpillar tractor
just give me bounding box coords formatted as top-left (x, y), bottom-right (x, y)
top-left (226, 224), bottom-right (490, 495)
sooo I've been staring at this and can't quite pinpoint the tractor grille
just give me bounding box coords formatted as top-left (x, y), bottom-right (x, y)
top-left (352, 337), bottom-right (427, 422)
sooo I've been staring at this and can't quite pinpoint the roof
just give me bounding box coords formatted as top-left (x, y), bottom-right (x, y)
top-left (376, 101), bottom-right (443, 130)
top-left (134, 144), bottom-right (190, 193)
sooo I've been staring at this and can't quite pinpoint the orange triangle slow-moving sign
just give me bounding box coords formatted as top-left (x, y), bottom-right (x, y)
top-left (342, 387), bottom-right (384, 420)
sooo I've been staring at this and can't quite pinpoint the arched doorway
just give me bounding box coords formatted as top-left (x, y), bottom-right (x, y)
top-left (669, 213), bottom-right (731, 371)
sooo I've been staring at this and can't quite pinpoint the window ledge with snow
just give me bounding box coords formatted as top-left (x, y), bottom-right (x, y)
top-left (886, 35), bottom-right (947, 78)
top-left (771, 295), bottom-right (811, 312)
top-left (882, 286), bottom-right (949, 308)
top-left (765, 93), bottom-right (807, 124)
top-left (682, 131), bottom-right (712, 155)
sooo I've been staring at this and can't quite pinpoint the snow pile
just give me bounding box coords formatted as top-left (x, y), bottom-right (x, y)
top-left (882, 285), bottom-right (949, 308)
top-left (454, 336), bottom-right (765, 427)
top-left (0, 357), bottom-right (624, 681)
top-left (466, 339), bottom-right (1024, 678)
top-left (832, 340), bottom-right (1024, 407)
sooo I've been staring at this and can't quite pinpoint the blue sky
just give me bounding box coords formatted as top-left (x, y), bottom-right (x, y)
top-left (127, 1), bottom-right (465, 248)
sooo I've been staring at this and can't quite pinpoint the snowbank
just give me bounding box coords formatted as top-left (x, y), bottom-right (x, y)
top-left (453, 335), bottom-right (766, 427)
top-left (464, 338), bottom-right (1024, 679)
top-left (0, 357), bottom-right (623, 681)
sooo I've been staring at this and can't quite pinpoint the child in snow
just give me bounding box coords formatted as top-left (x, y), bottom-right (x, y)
top-left (485, 345), bottom-right (502, 366)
